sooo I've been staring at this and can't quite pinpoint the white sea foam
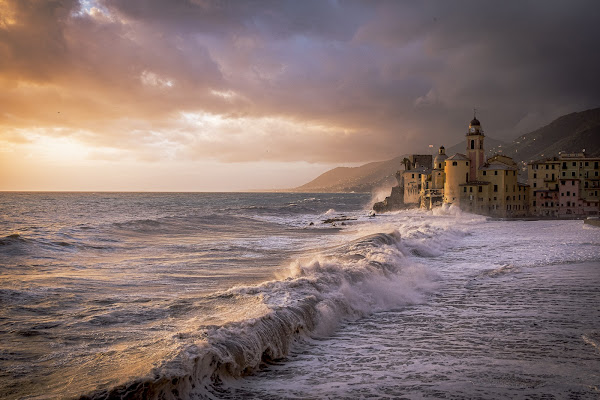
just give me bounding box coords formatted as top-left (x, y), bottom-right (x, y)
top-left (3, 193), bottom-right (599, 400)
top-left (81, 227), bottom-right (440, 399)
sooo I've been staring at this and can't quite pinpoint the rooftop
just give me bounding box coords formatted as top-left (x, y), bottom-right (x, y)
top-left (446, 153), bottom-right (470, 161)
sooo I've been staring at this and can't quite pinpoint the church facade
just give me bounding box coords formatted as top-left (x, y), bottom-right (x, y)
top-left (375, 115), bottom-right (599, 218)
top-left (419, 117), bottom-right (530, 217)
top-left (374, 116), bottom-right (530, 217)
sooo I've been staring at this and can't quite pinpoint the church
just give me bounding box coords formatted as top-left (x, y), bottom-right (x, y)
top-left (374, 116), bottom-right (531, 217)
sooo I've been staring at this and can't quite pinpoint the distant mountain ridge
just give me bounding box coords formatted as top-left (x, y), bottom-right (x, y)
top-left (293, 156), bottom-right (407, 193)
top-left (498, 108), bottom-right (600, 162)
top-left (291, 107), bottom-right (600, 193)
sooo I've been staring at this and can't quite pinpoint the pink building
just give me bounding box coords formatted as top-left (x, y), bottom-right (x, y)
top-left (558, 179), bottom-right (584, 217)
top-left (534, 190), bottom-right (559, 217)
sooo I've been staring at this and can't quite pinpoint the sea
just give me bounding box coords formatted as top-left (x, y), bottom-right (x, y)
top-left (0, 192), bottom-right (599, 399)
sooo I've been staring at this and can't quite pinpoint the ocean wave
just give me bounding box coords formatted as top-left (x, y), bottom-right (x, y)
top-left (0, 233), bottom-right (28, 245)
top-left (0, 232), bottom-right (115, 255)
top-left (110, 214), bottom-right (278, 234)
top-left (79, 230), bottom-right (439, 399)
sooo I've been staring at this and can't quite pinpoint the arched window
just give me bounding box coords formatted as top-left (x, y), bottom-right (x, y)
top-left (470, 140), bottom-right (475, 149)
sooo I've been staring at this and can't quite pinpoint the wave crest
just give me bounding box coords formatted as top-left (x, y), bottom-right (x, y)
top-left (80, 230), bottom-right (438, 399)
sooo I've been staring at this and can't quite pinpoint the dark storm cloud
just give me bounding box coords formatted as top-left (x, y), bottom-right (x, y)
top-left (1, 0), bottom-right (599, 163)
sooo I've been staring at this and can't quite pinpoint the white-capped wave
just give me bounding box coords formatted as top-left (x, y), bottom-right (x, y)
top-left (80, 229), bottom-right (439, 399)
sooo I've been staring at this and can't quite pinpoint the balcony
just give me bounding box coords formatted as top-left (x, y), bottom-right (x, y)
top-left (423, 189), bottom-right (443, 197)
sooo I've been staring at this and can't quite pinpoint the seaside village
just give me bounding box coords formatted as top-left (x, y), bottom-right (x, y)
top-left (374, 116), bottom-right (600, 218)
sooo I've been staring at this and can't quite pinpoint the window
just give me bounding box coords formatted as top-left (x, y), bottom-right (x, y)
top-left (563, 162), bottom-right (567, 169)
top-left (573, 162), bottom-right (576, 167)
top-left (494, 185), bottom-right (498, 192)
top-left (514, 171), bottom-right (516, 176)
top-left (534, 173), bottom-right (537, 179)
top-left (495, 171), bottom-right (498, 176)
top-left (552, 165), bottom-right (555, 169)
top-left (546, 165), bottom-right (549, 170)
top-left (534, 182), bottom-right (537, 188)
top-left (479, 186), bottom-right (483, 193)
top-left (464, 187), bottom-right (467, 193)
top-left (483, 171), bottom-right (487, 176)
top-left (411, 174), bottom-right (414, 178)
top-left (452, 161), bottom-right (457, 166)
top-left (469, 187), bottom-right (473, 192)
top-left (561, 193), bottom-right (564, 196)
top-left (533, 200), bottom-right (536, 207)
top-left (572, 172), bottom-right (576, 177)
top-left (562, 172), bottom-right (566, 177)
top-left (471, 140), bottom-right (474, 150)
top-left (567, 191), bottom-right (570, 196)
top-left (585, 162), bottom-right (589, 167)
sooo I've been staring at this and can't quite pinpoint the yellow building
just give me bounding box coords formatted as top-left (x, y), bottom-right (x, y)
top-left (403, 167), bottom-right (427, 205)
top-left (420, 146), bottom-right (447, 209)
top-left (376, 115), bottom-right (532, 217)
top-left (435, 116), bottom-right (530, 217)
top-left (528, 157), bottom-right (560, 215)
top-left (402, 154), bottom-right (433, 205)
top-left (473, 155), bottom-right (529, 217)
top-left (443, 153), bottom-right (470, 205)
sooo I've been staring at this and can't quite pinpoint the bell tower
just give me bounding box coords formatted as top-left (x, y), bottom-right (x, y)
top-left (466, 110), bottom-right (485, 182)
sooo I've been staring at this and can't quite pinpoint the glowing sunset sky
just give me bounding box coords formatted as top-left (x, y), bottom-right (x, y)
top-left (1, 0), bottom-right (599, 191)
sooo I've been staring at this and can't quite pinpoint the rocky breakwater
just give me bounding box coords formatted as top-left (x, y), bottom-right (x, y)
top-left (373, 186), bottom-right (413, 213)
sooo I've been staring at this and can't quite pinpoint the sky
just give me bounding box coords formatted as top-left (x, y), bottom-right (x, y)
top-left (1, 0), bottom-right (599, 191)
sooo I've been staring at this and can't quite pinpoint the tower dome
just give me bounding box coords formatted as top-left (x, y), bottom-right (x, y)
top-left (467, 115), bottom-right (483, 135)
top-left (434, 146), bottom-right (447, 169)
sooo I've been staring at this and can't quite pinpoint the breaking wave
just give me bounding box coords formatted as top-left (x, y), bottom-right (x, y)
top-left (79, 231), bottom-right (439, 399)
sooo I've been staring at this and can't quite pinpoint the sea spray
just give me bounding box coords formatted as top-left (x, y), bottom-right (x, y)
top-left (79, 230), bottom-right (439, 399)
